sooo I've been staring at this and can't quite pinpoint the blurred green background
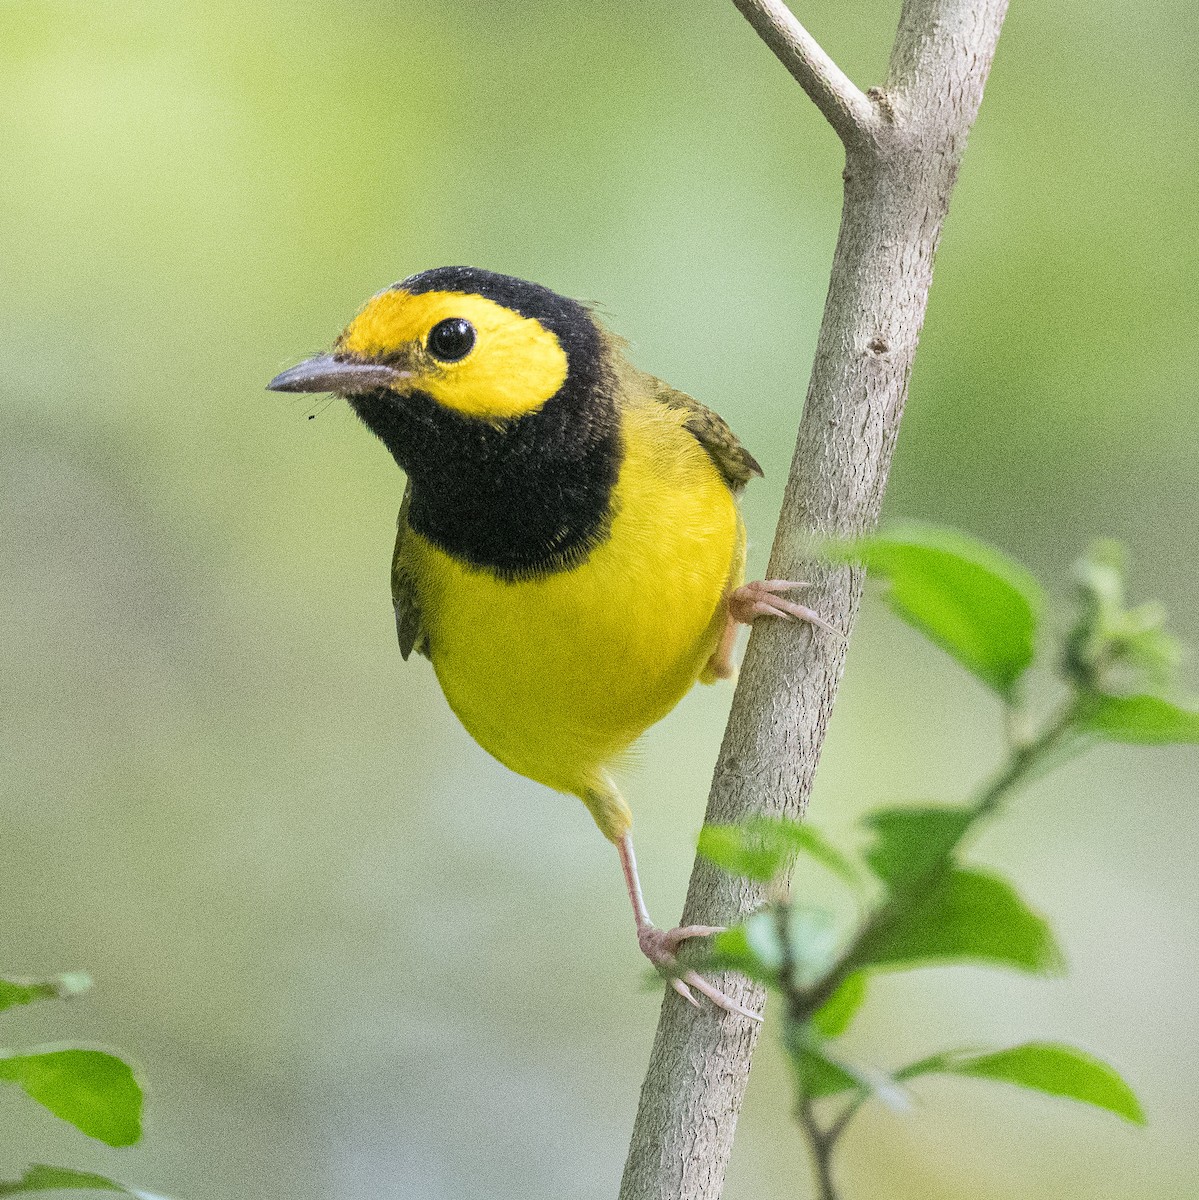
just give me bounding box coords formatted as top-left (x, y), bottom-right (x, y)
top-left (2, 0), bottom-right (1196, 1196)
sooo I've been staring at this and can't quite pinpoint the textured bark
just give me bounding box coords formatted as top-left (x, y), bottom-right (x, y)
top-left (618, 2), bottom-right (1010, 1198)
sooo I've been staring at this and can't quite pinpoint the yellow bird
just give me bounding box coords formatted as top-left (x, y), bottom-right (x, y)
top-left (269, 267), bottom-right (829, 1017)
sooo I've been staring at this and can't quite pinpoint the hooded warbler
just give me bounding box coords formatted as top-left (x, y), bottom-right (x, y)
top-left (269, 267), bottom-right (832, 1018)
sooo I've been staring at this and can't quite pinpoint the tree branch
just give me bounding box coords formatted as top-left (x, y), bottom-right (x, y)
top-left (618, 2), bottom-right (1010, 1199)
top-left (732, 0), bottom-right (881, 148)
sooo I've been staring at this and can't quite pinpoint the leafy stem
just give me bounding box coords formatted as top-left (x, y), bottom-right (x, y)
top-left (778, 696), bottom-right (1085, 1199)
top-left (699, 529), bottom-right (1191, 1199)
top-left (972, 700), bottom-right (1083, 821)
top-left (797, 1094), bottom-right (839, 1200)
top-left (0, 972), bottom-right (146, 1196)
top-left (792, 698), bottom-right (1081, 1025)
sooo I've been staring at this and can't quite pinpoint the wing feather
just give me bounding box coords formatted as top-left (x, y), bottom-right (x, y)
top-left (392, 485), bottom-right (429, 661)
top-left (647, 377), bottom-right (762, 493)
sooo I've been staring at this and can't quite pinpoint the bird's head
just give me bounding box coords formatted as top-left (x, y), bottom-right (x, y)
top-left (267, 266), bottom-right (600, 425)
top-left (268, 267), bottom-right (622, 577)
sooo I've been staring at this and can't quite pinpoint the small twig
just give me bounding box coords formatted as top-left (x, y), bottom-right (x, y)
top-left (1002, 699), bottom-right (1032, 753)
top-left (823, 1092), bottom-right (866, 1151)
top-left (777, 903), bottom-right (843, 1198)
top-left (732, 0), bottom-right (882, 149)
top-left (796, 701), bottom-right (1083, 1019)
top-left (773, 900), bottom-right (800, 1015)
top-left (797, 1096), bottom-right (839, 1200)
top-left (971, 702), bottom-right (1082, 820)
top-left (768, 695), bottom-right (1084, 1188)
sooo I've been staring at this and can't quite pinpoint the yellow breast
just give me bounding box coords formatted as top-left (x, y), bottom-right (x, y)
top-left (399, 399), bottom-right (744, 798)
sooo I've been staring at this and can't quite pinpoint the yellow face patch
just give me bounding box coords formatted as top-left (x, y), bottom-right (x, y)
top-left (337, 288), bottom-right (569, 420)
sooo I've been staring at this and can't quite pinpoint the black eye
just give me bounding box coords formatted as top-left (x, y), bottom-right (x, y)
top-left (427, 317), bottom-right (476, 362)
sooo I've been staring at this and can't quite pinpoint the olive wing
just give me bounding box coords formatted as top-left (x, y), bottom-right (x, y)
top-left (392, 485), bottom-right (430, 661)
top-left (649, 378), bottom-right (763, 493)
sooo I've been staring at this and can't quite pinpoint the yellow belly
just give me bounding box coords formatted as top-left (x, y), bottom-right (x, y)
top-left (401, 401), bottom-right (744, 800)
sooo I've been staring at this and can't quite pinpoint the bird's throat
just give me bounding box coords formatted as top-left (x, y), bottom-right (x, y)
top-left (349, 383), bottom-right (623, 581)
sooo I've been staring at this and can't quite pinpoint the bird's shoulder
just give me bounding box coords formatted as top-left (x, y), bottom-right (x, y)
top-left (620, 362), bottom-right (763, 494)
top-left (391, 484), bottom-right (429, 661)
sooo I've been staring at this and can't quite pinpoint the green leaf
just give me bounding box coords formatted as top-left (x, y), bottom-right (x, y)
top-left (698, 817), bottom-right (858, 887)
top-left (1076, 694), bottom-right (1199, 745)
top-left (0, 975), bottom-right (92, 1015)
top-left (784, 908), bottom-right (842, 988)
top-left (0, 1166), bottom-right (130, 1196)
top-left (863, 806), bottom-right (977, 890)
top-left (788, 1035), bottom-right (908, 1109)
top-left (811, 971), bottom-right (868, 1039)
top-left (0, 1049), bottom-right (143, 1147)
top-left (711, 906), bottom-right (841, 988)
top-left (795, 1044), bottom-right (861, 1100)
top-left (837, 522), bottom-right (1043, 698)
top-left (697, 826), bottom-right (781, 883)
top-left (1065, 541), bottom-right (1183, 695)
top-left (895, 1042), bottom-right (1145, 1124)
top-left (711, 913), bottom-right (784, 984)
top-left (891, 1049), bottom-right (957, 1081)
top-left (849, 868), bottom-right (1061, 975)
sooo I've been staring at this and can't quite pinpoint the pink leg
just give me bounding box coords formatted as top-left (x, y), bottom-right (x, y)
top-left (706, 611), bottom-right (740, 680)
top-left (706, 579), bottom-right (839, 679)
top-left (729, 579), bottom-right (839, 633)
top-left (617, 834), bottom-right (762, 1022)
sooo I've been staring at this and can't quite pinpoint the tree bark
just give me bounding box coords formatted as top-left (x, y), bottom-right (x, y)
top-left (618, 2), bottom-right (1010, 1198)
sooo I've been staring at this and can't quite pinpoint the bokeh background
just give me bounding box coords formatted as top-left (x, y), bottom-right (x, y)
top-left (2, 0), bottom-right (1196, 1197)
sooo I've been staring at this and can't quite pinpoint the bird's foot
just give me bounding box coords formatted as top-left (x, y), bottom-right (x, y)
top-left (728, 579), bottom-right (839, 637)
top-left (638, 923), bottom-right (763, 1023)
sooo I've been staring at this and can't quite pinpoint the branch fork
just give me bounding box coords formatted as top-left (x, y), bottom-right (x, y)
top-left (732, 0), bottom-right (889, 151)
top-left (619, 1), bottom-right (1011, 1198)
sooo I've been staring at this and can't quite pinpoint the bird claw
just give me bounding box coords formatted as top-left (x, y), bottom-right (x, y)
top-left (677, 968), bottom-right (764, 1023)
top-left (670, 976), bottom-right (702, 1008)
top-left (639, 923), bottom-right (763, 1023)
top-left (729, 579), bottom-right (841, 639)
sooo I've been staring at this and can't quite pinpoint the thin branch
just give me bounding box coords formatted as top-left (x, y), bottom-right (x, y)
top-left (618, 3), bottom-right (1010, 1198)
top-left (797, 1097), bottom-right (839, 1200)
top-left (970, 702), bottom-right (1082, 820)
top-left (823, 1092), bottom-right (866, 1151)
top-left (796, 699), bottom-right (1079, 1020)
top-left (732, 0), bottom-right (881, 149)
